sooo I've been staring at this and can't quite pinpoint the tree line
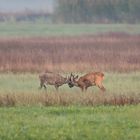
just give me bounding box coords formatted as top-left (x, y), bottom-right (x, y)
top-left (55, 0), bottom-right (140, 23)
top-left (0, 0), bottom-right (139, 23)
top-left (0, 10), bottom-right (51, 23)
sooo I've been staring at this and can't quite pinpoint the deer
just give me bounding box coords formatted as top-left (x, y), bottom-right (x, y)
top-left (67, 72), bottom-right (106, 92)
top-left (39, 72), bottom-right (68, 91)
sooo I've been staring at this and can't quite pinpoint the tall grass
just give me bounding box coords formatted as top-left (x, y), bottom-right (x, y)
top-left (0, 33), bottom-right (140, 72)
top-left (0, 73), bottom-right (139, 107)
top-left (0, 73), bottom-right (139, 94)
top-left (0, 93), bottom-right (139, 107)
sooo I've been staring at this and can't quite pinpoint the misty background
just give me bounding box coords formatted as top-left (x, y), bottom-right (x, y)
top-left (0, 0), bottom-right (54, 12)
top-left (0, 0), bottom-right (140, 23)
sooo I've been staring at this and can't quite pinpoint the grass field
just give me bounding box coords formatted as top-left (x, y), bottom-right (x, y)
top-left (0, 23), bottom-right (140, 37)
top-left (0, 106), bottom-right (140, 140)
top-left (0, 72), bottom-right (139, 107)
top-left (0, 23), bottom-right (140, 139)
top-left (0, 72), bottom-right (140, 95)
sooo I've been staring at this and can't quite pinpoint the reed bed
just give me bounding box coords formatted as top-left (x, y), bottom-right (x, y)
top-left (0, 33), bottom-right (140, 73)
top-left (0, 92), bottom-right (139, 107)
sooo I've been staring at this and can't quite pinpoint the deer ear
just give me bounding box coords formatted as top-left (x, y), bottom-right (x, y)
top-left (71, 73), bottom-right (74, 77)
top-left (71, 73), bottom-right (75, 79)
top-left (70, 74), bottom-right (73, 81)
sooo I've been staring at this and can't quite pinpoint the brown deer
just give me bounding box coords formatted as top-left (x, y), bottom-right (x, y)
top-left (39, 72), bottom-right (68, 91)
top-left (68, 72), bottom-right (106, 92)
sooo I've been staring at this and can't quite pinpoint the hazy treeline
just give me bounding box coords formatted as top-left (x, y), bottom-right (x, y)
top-left (0, 10), bottom-right (51, 22)
top-left (0, 0), bottom-right (140, 23)
top-left (56, 0), bottom-right (140, 23)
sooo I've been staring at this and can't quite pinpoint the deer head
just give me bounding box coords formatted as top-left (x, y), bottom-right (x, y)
top-left (67, 73), bottom-right (79, 88)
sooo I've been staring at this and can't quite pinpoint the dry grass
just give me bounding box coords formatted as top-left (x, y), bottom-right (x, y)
top-left (0, 33), bottom-right (140, 73)
top-left (0, 92), bottom-right (139, 107)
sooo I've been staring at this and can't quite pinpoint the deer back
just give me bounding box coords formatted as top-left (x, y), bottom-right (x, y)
top-left (79, 72), bottom-right (104, 85)
top-left (39, 72), bottom-right (67, 86)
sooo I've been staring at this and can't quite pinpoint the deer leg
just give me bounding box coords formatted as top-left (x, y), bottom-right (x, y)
top-left (80, 86), bottom-right (84, 92)
top-left (80, 86), bottom-right (87, 92)
top-left (39, 81), bottom-right (47, 90)
top-left (101, 85), bottom-right (106, 92)
top-left (98, 84), bottom-right (106, 92)
top-left (39, 81), bottom-right (44, 89)
top-left (55, 85), bottom-right (59, 92)
top-left (85, 86), bottom-right (88, 92)
top-left (43, 84), bottom-right (47, 89)
top-left (95, 80), bottom-right (106, 92)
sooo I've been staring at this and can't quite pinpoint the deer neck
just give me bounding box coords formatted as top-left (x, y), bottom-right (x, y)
top-left (73, 79), bottom-right (79, 87)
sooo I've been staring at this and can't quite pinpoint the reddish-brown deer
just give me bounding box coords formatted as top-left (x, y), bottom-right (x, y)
top-left (68, 72), bottom-right (106, 92)
top-left (39, 72), bottom-right (68, 91)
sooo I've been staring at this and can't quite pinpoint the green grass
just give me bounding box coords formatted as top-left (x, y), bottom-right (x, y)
top-left (0, 105), bottom-right (139, 140)
top-left (0, 73), bottom-right (139, 139)
top-left (0, 72), bottom-right (139, 94)
top-left (0, 23), bottom-right (140, 37)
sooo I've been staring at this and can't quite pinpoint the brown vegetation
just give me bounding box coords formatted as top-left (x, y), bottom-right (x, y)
top-left (0, 33), bottom-right (140, 73)
top-left (0, 93), bottom-right (139, 107)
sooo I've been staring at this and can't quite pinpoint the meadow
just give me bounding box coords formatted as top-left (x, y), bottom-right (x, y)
top-left (0, 23), bottom-right (140, 140)
top-left (0, 72), bottom-right (139, 107)
top-left (0, 106), bottom-right (140, 140)
top-left (0, 23), bottom-right (140, 37)
top-left (0, 72), bottom-right (140, 95)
